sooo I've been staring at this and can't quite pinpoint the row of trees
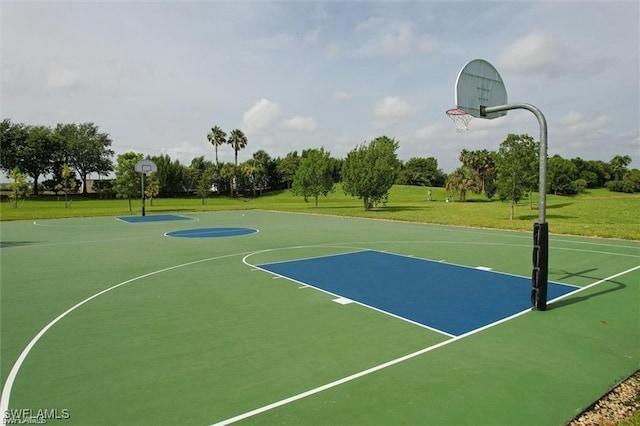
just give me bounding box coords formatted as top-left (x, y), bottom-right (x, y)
top-left (0, 119), bottom-right (114, 195)
top-left (2, 118), bottom-right (637, 215)
top-left (444, 134), bottom-right (639, 219)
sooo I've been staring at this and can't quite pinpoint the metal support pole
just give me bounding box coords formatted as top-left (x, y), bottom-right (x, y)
top-left (483, 103), bottom-right (548, 310)
top-left (141, 173), bottom-right (146, 217)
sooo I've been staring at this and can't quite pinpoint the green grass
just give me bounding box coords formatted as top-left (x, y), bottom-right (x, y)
top-left (621, 412), bottom-right (640, 426)
top-left (1, 185), bottom-right (639, 240)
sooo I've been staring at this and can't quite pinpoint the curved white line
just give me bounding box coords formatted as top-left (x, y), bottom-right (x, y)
top-left (241, 244), bottom-right (370, 267)
top-left (0, 251), bottom-right (253, 423)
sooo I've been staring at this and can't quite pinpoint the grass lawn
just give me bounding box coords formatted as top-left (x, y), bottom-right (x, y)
top-left (1, 185), bottom-right (638, 240)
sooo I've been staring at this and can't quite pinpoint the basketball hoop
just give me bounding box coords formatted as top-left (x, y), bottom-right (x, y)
top-left (446, 108), bottom-right (472, 132)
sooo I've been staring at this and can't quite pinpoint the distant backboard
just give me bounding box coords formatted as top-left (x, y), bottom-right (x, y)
top-left (455, 59), bottom-right (508, 119)
top-left (134, 159), bottom-right (158, 174)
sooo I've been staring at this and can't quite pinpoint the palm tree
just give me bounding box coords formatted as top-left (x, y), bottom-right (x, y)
top-left (227, 129), bottom-right (247, 196)
top-left (241, 159), bottom-right (261, 197)
top-left (206, 126), bottom-right (226, 167)
top-left (445, 167), bottom-right (475, 201)
top-left (252, 150), bottom-right (271, 195)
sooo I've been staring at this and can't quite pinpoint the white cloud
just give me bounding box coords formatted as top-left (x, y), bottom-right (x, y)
top-left (417, 35), bottom-right (438, 54)
top-left (355, 21), bottom-right (438, 58)
top-left (497, 32), bottom-right (575, 77)
top-left (242, 98), bottom-right (281, 135)
top-left (1, 67), bottom-right (13, 83)
top-left (323, 41), bottom-right (346, 59)
top-left (555, 111), bottom-right (611, 150)
top-left (166, 141), bottom-right (206, 165)
top-left (282, 116), bottom-right (317, 132)
top-left (380, 24), bottom-right (413, 56)
top-left (44, 65), bottom-right (79, 90)
top-left (331, 91), bottom-right (352, 102)
top-left (415, 124), bottom-right (441, 140)
top-left (303, 28), bottom-right (321, 44)
top-left (355, 16), bottom-right (384, 32)
top-left (372, 96), bottom-right (418, 128)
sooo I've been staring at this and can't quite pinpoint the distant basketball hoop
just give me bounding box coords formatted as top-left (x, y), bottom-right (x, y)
top-left (134, 159), bottom-right (157, 217)
top-left (134, 159), bottom-right (157, 175)
top-left (446, 108), bottom-right (472, 132)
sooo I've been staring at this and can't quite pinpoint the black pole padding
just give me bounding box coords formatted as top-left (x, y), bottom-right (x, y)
top-left (532, 222), bottom-right (549, 311)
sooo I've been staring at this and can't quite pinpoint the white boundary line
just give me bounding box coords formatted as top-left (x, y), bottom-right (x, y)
top-left (253, 209), bottom-right (640, 249)
top-left (0, 251), bottom-right (253, 425)
top-left (249, 248), bottom-right (371, 267)
top-left (253, 246), bottom-right (580, 290)
top-left (211, 264), bottom-right (640, 426)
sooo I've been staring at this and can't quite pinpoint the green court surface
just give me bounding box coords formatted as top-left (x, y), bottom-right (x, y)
top-left (1, 210), bottom-right (638, 425)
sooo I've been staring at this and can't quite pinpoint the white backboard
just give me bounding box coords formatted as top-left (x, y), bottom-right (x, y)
top-left (135, 159), bottom-right (158, 174)
top-left (455, 59), bottom-right (508, 119)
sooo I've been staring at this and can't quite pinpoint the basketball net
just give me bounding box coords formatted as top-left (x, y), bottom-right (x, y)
top-left (446, 108), bottom-right (472, 132)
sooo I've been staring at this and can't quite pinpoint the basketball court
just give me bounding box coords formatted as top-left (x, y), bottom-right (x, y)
top-left (1, 210), bottom-right (638, 425)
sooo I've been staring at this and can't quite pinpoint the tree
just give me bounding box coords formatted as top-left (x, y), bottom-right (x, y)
top-left (54, 164), bottom-right (77, 208)
top-left (150, 154), bottom-right (184, 197)
top-left (3, 125), bottom-right (59, 195)
top-left (548, 155), bottom-right (579, 195)
top-left (291, 147), bottom-right (335, 207)
top-left (445, 167), bottom-right (475, 201)
top-left (458, 149), bottom-right (498, 198)
top-left (56, 122), bottom-right (114, 194)
top-left (584, 160), bottom-right (608, 187)
top-left (401, 157), bottom-right (446, 187)
top-left (92, 179), bottom-right (115, 199)
top-left (571, 157), bottom-right (603, 189)
top-left (228, 129), bottom-right (247, 196)
top-left (342, 136), bottom-right (400, 210)
top-left (6, 166), bottom-right (28, 208)
top-left (219, 162), bottom-right (235, 196)
top-left (239, 159), bottom-right (258, 197)
top-left (252, 150), bottom-right (271, 195)
top-left (609, 155), bottom-right (632, 181)
top-left (184, 156), bottom-right (212, 195)
top-left (144, 173), bottom-right (160, 206)
top-left (207, 126), bottom-right (227, 167)
top-left (277, 151), bottom-right (301, 189)
top-left (0, 119), bottom-right (30, 174)
top-left (113, 152), bottom-right (143, 212)
top-left (196, 165), bottom-right (215, 204)
top-left (495, 134), bottom-right (539, 220)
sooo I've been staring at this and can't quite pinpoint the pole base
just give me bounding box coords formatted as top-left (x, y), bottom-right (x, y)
top-left (532, 222), bottom-right (549, 311)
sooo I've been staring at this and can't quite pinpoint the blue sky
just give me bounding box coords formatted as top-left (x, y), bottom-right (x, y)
top-left (2, 1), bottom-right (638, 173)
